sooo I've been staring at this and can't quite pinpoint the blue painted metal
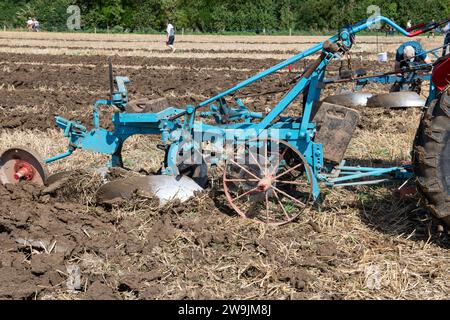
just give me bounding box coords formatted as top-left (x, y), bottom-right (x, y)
top-left (111, 76), bottom-right (130, 111)
top-left (46, 16), bottom-right (443, 205)
top-left (324, 43), bottom-right (447, 93)
top-left (199, 99), bottom-right (263, 124)
top-left (324, 165), bottom-right (414, 187)
top-left (353, 73), bottom-right (430, 92)
top-left (324, 59), bottom-right (434, 93)
top-left (44, 149), bottom-right (74, 164)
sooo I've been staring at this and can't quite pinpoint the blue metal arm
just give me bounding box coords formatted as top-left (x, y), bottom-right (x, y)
top-left (324, 165), bottom-right (414, 187)
top-left (197, 39), bottom-right (335, 108)
top-left (45, 149), bottom-right (74, 164)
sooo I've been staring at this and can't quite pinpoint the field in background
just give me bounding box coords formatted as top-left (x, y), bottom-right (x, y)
top-left (0, 31), bottom-right (448, 300)
top-left (0, 31), bottom-right (445, 59)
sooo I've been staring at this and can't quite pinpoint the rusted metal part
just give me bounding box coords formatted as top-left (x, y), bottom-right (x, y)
top-left (125, 97), bottom-right (169, 114)
top-left (223, 138), bottom-right (313, 226)
top-left (0, 147), bottom-right (48, 186)
top-left (432, 55), bottom-right (450, 92)
top-left (313, 102), bottom-right (360, 164)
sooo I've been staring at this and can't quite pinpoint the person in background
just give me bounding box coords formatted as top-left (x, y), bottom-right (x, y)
top-left (26, 17), bottom-right (33, 31)
top-left (443, 21), bottom-right (450, 56)
top-left (395, 41), bottom-right (432, 73)
top-left (406, 19), bottom-right (412, 30)
top-left (166, 21), bottom-right (176, 53)
top-left (385, 26), bottom-right (395, 36)
top-left (391, 41), bottom-right (432, 92)
top-left (32, 19), bottom-right (40, 32)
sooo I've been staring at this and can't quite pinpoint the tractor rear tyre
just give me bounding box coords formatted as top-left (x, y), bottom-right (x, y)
top-left (413, 89), bottom-right (450, 227)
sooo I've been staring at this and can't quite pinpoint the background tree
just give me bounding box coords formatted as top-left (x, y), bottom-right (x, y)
top-left (1, 0), bottom-right (448, 32)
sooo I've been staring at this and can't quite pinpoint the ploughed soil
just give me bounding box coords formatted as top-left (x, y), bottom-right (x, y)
top-left (0, 171), bottom-right (343, 300)
top-left (1, 168), bottom-right (445, 301)
top-left (1, 169), bottom-right (448, 300)
top-left (0, 53), bottom-right (394, 131)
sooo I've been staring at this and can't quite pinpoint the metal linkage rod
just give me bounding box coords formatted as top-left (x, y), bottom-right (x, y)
top-left (169, 16), bottom-right (445, 122)
top-left (324, 63), bottom-right (432, 85)
top-left (197, 17), bottom-right (432, 107)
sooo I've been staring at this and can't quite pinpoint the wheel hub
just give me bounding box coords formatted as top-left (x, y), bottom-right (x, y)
top-left (13, 161), bottom-right (36, 181)
top-left (257, 176), bottom-right (274, 192)
top-left (223, 138), bottom-right (314, 226)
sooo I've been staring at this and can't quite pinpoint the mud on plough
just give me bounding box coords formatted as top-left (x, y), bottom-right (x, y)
top-left (1, 16), bottom-right (449, 227)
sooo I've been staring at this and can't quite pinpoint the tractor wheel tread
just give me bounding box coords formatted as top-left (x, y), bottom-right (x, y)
top-left (413, 90), bottom-right (450, 225)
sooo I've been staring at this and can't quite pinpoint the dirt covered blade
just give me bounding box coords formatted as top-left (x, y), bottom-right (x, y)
top-left (0, 147), bottom-right (48, 186)
top-left (322, 93), bottom-right (373, 108)
top-left (367, 92), bottom-right (426, 108)
top-left (96, 175), bottom-right (204, 205)
top-left (313, 103), bottom-right (360, 164)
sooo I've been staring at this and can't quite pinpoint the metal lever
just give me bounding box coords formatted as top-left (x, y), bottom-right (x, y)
top-left (108, 57), bottom-right (114, 100)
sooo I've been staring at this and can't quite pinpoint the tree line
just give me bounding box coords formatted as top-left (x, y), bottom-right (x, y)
top-left (1, 0), bottom-right (449, 33)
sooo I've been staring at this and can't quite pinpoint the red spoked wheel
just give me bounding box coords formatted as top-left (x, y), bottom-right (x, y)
top-left (223, 138), bottom-right (313, 226)
top-left (0, 147), bottom-right (48, 186)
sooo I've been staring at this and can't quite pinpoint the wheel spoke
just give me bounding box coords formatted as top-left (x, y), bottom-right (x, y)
top-left (274, 162), bottom-right (304, 180)
top-left (272, 189), bottom-right (291, 221)
top-left (248, 149), bottom-right (264, 173)
top-left (271, 147), bottom-right (288, 176)
top-left (228, 158), bottom-right (261, 181)
top-left (232, 187), bottom-right (259, 202)
top-left (275, 180), bottom-right (308, 187)
top-left (264, 141), bottom-right (268, 175)
top-left (224, 178), bottom-right (259, 183)
top-left (223, 137), bottom-right (313, 226)
top-left (272, 185), bottom-right (307, 208)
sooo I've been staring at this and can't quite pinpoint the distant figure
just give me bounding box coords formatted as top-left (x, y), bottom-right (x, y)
top-left (385, 26), bottom-right (395, 37)
top-left (395, 41), bottom-right (432, 73)
top-left (428, 19), bottom-right (436, 38)
top-left (443, 21), bottom-right (450, 56)
top-left (32, 19), bottom-right (40, 32)
top-left (166, 21), bottom-right (176, 53)
top-left (26, 17), bottom-right (33, 31)
top-left (406, 20), bottom-right (412, 30)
